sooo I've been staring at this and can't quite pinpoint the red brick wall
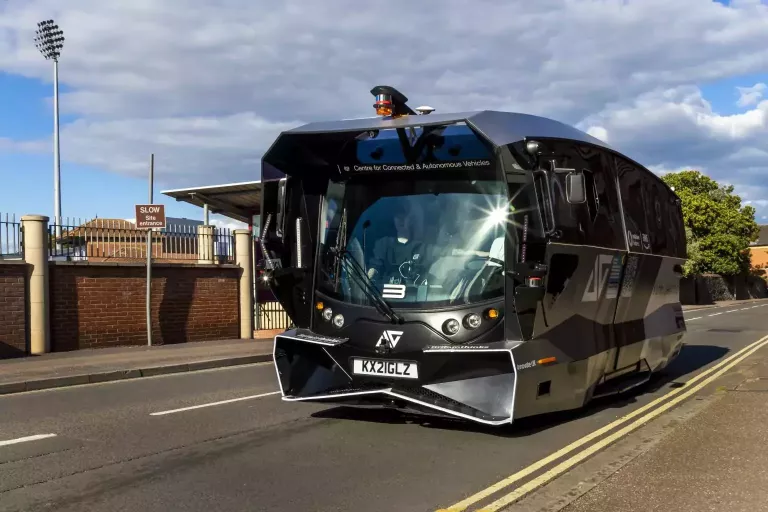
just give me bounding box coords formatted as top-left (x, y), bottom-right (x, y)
top-left (0, 262), bottom-right (28, 358)
top-left (50, 262), bottom-right (241, 351)
top-left (751, 246), bottom-right (768, 269)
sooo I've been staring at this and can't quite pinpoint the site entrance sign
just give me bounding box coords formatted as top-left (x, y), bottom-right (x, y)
top-left (135, 204), bottom-right (166, 229)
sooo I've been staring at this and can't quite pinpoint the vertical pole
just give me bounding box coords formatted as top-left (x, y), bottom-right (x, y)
top-left (203, 203), bottom-right (209, 225)
top-left (255, 222), bottom-right (260, 332)
top-left (22, 215), bottom-right (50, 354)
top-left (235, 229), bottom-right (254, 339)
top-left (53, 59), bottom-right (62, 244)
top-left (147, 154), bottom-right (154, 346)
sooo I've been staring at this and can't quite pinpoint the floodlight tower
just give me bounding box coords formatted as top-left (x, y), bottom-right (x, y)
top-left (34, 19), bottom-right (65, 239)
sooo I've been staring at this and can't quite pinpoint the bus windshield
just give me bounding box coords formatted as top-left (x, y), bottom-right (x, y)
top-left (317, 170), bottom-right (510, 309)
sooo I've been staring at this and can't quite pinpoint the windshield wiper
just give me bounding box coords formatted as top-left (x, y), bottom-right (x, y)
top-left (329, 207), bottom-right (401, 323)
top-left (330, 246), bottom-right (402, 324)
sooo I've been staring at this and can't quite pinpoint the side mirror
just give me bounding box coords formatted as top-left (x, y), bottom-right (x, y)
top-left (565, 172), bottom-right (587, 204)
top-left (276, 177), bottom-right (288, 238)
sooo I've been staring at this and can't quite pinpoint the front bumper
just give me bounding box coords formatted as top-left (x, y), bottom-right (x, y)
top-left (272, 329), bottom-right (520, 426)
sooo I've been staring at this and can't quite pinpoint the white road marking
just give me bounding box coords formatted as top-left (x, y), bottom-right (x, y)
top-left (684, 301), bottom-right (768, 314)
top-left (684, 303), bottom-right (768, 322)
top-left (149, 391), bottom-right (281, 416)
top-left (0, 434), bottom-right (57, 447)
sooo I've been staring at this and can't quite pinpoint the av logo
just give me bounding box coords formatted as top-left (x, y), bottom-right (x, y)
top-left (382, 283), bottom-right (406, 299)
top-left (582, 254), bottom-right (614, 302)
top-left (376, 330), bottom-right (404, 350)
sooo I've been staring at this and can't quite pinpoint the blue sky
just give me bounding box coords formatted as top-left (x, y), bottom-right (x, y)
top-left (3, 68), bottom-right (767, 223)
top-left (3, 0), bottom-right (768, 229)
top-left (699, 73), bottom-right (768, 116)
top-left (0, 72), bottom-right (225, 225)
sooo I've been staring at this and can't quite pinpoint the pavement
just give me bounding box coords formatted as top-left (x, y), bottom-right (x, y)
top-left (1, 299), bottom-right (768, 511)
top-left (0, 337), bottom-right (274, 395)
top-left (555, 370), bottom-right (768, 512)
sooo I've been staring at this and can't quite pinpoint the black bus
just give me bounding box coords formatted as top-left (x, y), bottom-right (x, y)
top-left (257, 86), bottom-right (687, 426)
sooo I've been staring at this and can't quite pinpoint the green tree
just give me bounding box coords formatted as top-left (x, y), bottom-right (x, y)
top-left (662, 170), bottom-right (759, 276)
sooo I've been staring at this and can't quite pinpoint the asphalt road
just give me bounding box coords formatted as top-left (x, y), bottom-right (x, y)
top-left (1, 302), bottom-right (767, 512)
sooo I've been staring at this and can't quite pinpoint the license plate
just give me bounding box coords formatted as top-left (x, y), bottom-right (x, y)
top-left (351, 358), bottom-right (419, 379)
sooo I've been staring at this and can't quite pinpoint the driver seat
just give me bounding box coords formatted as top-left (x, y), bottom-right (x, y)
top-left (461, 237), bottom-right (505, 300)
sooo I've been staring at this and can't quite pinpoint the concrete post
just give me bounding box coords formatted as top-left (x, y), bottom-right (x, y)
top-left (234, 229), bottom-right (253, 339)
top-left (21, 215), bottom-right (50, 355)
top-left (197, 225), bottom-right (216, 264)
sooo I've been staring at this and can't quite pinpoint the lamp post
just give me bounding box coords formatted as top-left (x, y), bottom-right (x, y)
top-left (34, 19), bottom-right (65, 240)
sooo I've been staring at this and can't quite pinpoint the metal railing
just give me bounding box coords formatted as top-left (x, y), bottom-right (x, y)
top-left (0, 213), bottom-right (22, 259)
top-left (48, 218), bottom-right (235, 263)
top-left (258, 301), bottom-right (292, 330)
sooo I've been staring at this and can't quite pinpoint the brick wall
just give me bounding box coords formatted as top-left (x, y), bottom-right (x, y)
top-left (0, 262), bottom-right (28, 358)
top-left (50, 262), bottom-right (241, 351)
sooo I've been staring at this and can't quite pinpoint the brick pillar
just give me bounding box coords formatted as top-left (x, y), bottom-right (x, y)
top-left (21, 215), bottom-right (50, 354)
top-left (235, 230), bottom-right (253, 339)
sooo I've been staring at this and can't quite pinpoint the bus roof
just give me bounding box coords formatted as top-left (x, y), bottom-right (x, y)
top-left (261, 110), bottom-right (678, 201)
top-left (278, 110), bottom-right (612, 150)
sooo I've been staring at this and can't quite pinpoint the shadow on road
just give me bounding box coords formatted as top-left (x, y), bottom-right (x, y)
top-left (310, 343), bottom-right (730, 437)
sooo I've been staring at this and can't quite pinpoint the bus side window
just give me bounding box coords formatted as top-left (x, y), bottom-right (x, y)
top-left (582, 151), bottom-right (624, 250)
top-left (547, 164), bottom-right (587, 245)
top-left (643, 177), bottom-right (686, 258)
top-left (644, 179), bottom-right (669, 256)
top-left (615, 157), bottom-right (651, 253)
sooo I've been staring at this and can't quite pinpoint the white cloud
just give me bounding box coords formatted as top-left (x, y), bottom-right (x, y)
top-left (209, 217), bottom-right (248, 231)
top-left (736, 83), bottom-right (767, 107)
top-left (3, 0), bottom-right (768, 216)
top-left (586, 126), bottom-right (609, 143)
top-left (49, 113), bottom-right (301, 185)
top-left (579, 85), bottom-right (768, 215)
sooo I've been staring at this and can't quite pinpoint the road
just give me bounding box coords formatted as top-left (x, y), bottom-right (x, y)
top-left (1, 301), bottom-right (767, 512)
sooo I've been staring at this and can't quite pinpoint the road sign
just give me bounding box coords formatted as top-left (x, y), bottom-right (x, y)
top-left (135, 204), bottom-right (166, 229)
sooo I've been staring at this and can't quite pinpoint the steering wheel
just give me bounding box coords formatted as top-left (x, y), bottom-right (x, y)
top-left (398, 259), bottom-right (417, 281)
top-left (399, 258), bottom-right (433, 284)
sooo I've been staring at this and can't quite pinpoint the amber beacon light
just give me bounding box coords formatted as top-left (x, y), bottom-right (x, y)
top-left (370, 85), bottom-right (418, 118)
top-left (373, 92), bottom-right (393, 116)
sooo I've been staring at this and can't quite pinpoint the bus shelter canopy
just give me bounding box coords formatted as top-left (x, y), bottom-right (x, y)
top-left (161, 181), bottom-right (262, 225)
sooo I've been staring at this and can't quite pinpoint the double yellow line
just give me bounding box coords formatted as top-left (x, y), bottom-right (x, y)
top-left (438, 333), bottom-right (768, 512)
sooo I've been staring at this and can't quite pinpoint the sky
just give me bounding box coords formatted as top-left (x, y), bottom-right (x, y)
top-left (3, 0), bottom-right (768, 230)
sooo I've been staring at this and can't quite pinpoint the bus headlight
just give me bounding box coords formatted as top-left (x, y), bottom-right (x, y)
top-left (322, 308), bottom-right (333, 321)
top-left (463, 313), bottom-right (482, 329)
top-left (443, 318), bottom-right (460, 336)
top-left (332, 314), bottom-right (345, 328)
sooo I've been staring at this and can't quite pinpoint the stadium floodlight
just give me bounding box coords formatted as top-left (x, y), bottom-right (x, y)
top-left (34, 19), bottom-right (65, 239)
